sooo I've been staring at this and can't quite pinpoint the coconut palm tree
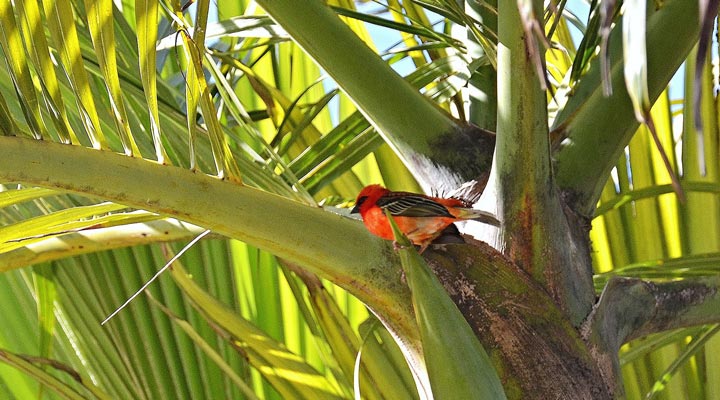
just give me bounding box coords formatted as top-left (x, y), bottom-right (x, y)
top-left (0, 0), bottom-right (718, 399)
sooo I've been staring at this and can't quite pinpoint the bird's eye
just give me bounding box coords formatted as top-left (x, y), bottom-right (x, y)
top-left (356, 196), bottom-right (368, 207)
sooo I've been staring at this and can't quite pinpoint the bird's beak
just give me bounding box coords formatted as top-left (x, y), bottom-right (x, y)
top-left (350, 204), bottom-right (360, 214)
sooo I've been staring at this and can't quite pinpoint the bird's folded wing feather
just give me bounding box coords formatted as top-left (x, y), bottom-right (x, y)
top-left (375, 194), bottom-right (454, 218)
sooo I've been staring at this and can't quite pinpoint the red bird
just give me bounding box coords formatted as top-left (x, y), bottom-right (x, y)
top-left (351, 184), bottom-right (499, 252)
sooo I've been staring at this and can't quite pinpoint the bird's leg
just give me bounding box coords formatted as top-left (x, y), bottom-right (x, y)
top-left (393, 241), bottom-right (413, 251)
top-left (392, 241), bottom-right (426, 254)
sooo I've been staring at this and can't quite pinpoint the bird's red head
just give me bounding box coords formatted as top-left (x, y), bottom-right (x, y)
top-left (351, 184), bottom-right (389, 216)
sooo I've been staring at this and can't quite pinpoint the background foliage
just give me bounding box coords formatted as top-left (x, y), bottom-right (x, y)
top-left (0, 0), bottom-right (718, 399)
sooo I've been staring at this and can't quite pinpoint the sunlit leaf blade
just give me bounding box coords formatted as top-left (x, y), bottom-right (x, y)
top-left (84, 0), bottom-right (141, 156)
top-left (0, 204), bottom-right (150, 253)
top-left (0, 187), bottom-right (59, 207)
top-left (41, 0), bottom-right (107, 149)
top-left (15, 0), bottom-right (77, 144)
top-left (0, 218), bottom-right (205, 273)
top-left (170, 260), bottom-right (345, 400)
top-left (0, 1), bottom-right (46, 140)
top-left (186, 0), bottom-right (242, 181)
top-left (135, 0), bottom-right (168, 163)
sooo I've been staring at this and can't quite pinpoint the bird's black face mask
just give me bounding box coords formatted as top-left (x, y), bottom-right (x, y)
top-left (351, 196), bottom-right (368, 213)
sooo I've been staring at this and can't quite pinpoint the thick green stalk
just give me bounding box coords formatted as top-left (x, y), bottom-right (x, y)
top-left (496, 0), bottom-right (550, 239)
top-left (0, 136), bottom-right (422, 363)
top-left (496, 0), bottom-right (594, 324)
top-left (553, 0), bottom-right (699, 215)
top-left (255, 0), bottom-right (494, 192)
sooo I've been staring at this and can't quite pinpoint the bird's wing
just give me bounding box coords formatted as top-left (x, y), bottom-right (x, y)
top-left (375, 193), bottom-right (454, 218)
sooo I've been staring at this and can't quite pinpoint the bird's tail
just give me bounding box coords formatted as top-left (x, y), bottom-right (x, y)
top-left (453, 208), bottom-right (500, 227)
